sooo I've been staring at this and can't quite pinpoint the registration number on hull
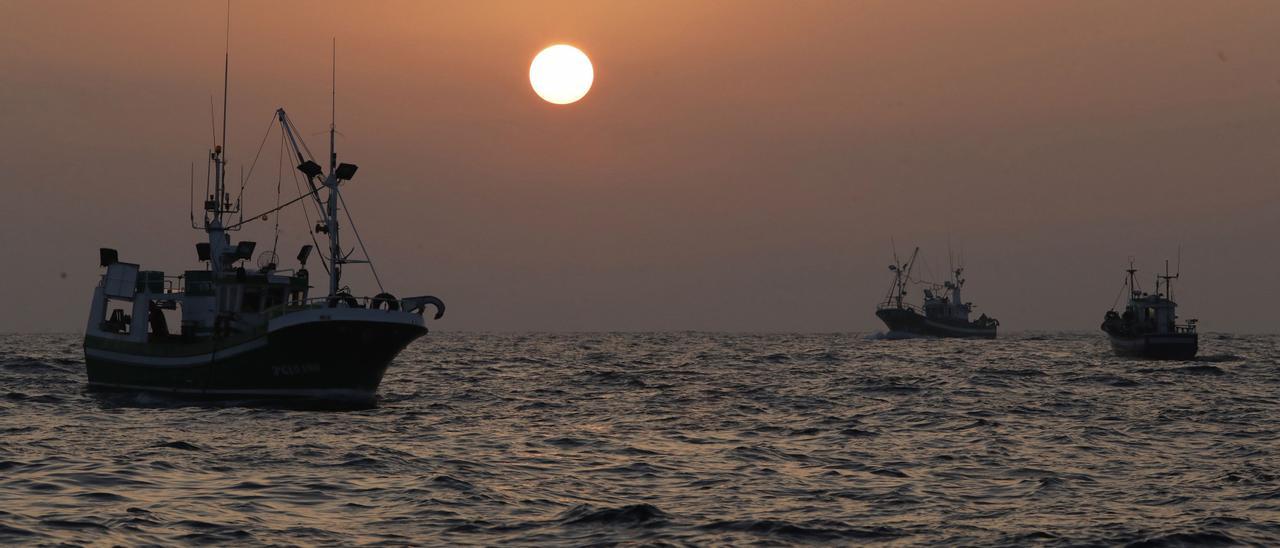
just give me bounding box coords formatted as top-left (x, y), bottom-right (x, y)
top-left (272, 363), bottom-right (321, 377)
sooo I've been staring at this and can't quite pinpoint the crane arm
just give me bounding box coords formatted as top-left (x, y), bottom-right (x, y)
top-left (903, 247), bottom-right (920, 283)
top-left (276, 108), bottom-right (327, 213)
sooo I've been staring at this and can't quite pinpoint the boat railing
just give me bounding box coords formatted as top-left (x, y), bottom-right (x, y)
top-left (877, 302), bottom-right (920, 313)
top-left (97, 272), bottom-right (187, 296)
top-left (263, 295), bottom-right (403, 320)
top-left (1174, 324), bottom-right (1196, 334)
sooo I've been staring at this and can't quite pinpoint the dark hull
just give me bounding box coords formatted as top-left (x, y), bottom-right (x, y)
top-left (1104, 331), bottom-right (1198, 360)
top-left (876, 308), bottom-right (997, 339)
top-left (84, 320), bottom-right (426, 406)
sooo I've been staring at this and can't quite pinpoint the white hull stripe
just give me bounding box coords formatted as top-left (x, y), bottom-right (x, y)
top-left (88, 381), bottom-right (373, 400)
top-left (85, 336), bottom-right (268, 367)
top-left (268, 308), bottom-right (424, 331)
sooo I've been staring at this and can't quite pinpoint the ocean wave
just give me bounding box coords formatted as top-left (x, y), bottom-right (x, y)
top-left (558, 504), bottom-right (668, 527)
top-left (152, 441), bottom-right (203, 451)
top-left (1123, 531), bottom-right (1238, 547)
top-left (698, 519), bottom-right (905, 541)
top-left (2, 332), bottom-right (1278, 545)
top-left (1196, 353), bottom-right (1245, 363)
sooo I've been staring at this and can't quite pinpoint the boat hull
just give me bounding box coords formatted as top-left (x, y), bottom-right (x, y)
top-left (84, 319), bottom-right (426, 405)
top-left (875, 308), bottom-right (997, 339)
top-left (1104, 332), bottom-right (1198, 360)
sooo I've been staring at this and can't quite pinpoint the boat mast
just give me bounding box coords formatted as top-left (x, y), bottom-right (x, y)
top-left (267, 38), bottom-right (363, 300)
top-left (325, 39), bottom-right (342, 297)
top-left (1126, 260), bottom-right (1138, 298)
top-left (205, 3), bottom-right (233, 272)
top-left (1158, 259), bottom-right (1178, 301)
top-left (898, 247), bottom-right (919, 308)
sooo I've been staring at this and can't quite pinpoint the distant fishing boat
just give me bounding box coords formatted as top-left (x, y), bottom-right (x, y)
top-left (875, 247), bottom-right (999, 339)
top-left (82, 42), bottom-right (444, 405)
top-left (1101, 261), bottom-right (1197, 360)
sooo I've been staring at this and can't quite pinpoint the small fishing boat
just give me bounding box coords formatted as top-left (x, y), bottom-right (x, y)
top-left (875, 247), bottom-right (999, 339)
top-left (1101, 261), bottom-right (1197, 360)
top-left (82, 45), bottom-right (443, 405)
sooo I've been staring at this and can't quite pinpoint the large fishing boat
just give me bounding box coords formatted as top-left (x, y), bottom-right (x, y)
top-left (875, 247), bottom-right (999, 338)
top-left (82, 46), bottom-right (443, 405)
top-left (1101, 261), bottom-right (1197, 360)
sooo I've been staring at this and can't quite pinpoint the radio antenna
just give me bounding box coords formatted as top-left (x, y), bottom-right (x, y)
top-left (221, 0), bottom-right (230, 154)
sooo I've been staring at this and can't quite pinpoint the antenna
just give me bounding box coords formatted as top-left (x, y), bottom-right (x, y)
top-left (199, 0), bottom-right (233, 272)
top-left (221, 0), bottom-right (230, 154)
top-left (1158, 254), bottom-right (1181, 302)
top-left (237, 165), bottom-right (245, 227)
top-left (330, 37), bottom-right (337, 173)
top-left (189, 162), bottom-right (196, 228)
top-left (209, 96), bottom-right (217, 146)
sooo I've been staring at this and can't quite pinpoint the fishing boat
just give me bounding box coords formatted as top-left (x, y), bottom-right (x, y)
top-left (875, 247), bottom-right (999, 338)
top-left (1101, 261), bottom-right (1197, 360)
top-left (82, 44), bottom-right (444, 406)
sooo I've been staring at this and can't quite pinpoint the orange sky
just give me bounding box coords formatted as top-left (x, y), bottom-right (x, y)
top-left (3, 1), bottom-right (1280, 332)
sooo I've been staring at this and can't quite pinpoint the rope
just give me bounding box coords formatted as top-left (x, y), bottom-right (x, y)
top-left (1110, 274), bottom-right (1129, 311)
top-left (222, 185), bottom-right (322, 231)
top-left (337, 191), bottom-right (385, 294)
top-left (270, 131), bottom-right (284, 258)
top-left (289, 156), bottom-right (330, 276)
top-left (236, 113), bottom-right (278, 203)
top-left (285, 116), bottom-right (319, 169)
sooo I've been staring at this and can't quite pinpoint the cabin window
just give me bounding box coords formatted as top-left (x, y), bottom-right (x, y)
top-left (218, 286), bottom-right (240, 314)
top-left (263, 288), bottom-right (286, 311)
top-left (102, 307), bottom-right (131, 334)
top-left (241, 288), bottom-right (262, 313)
top-left (146, 300), bottom-right (177, 337)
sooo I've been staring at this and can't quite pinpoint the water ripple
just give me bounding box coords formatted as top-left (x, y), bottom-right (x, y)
top-left (0, 332), bottom-right (1277, 545)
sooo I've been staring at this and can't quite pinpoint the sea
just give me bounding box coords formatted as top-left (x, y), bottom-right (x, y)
top-left (1, 332), bottom-right (1277, 546)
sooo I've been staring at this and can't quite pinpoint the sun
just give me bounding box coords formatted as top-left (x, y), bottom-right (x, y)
top-left (529, 44), bottom-right (593, 105)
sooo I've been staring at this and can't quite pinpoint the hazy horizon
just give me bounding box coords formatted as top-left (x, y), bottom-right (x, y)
top-left (4, 1), bottom-right (1279, 333)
